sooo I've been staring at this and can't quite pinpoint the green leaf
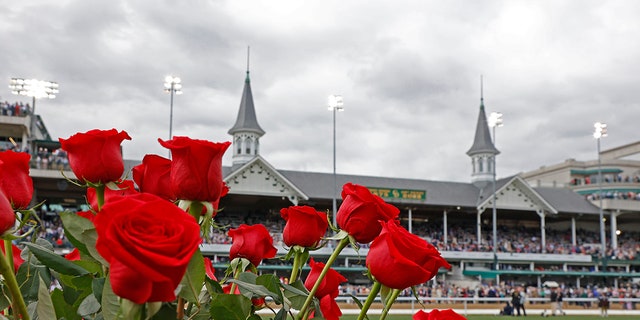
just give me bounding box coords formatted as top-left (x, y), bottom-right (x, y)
top-left (51, 288), bottom-right (82, 320)
top-left (22, 242), bottom-right (90, 276)
top-left (60, 211), bottom-right (109, 266)
top-left (178, 249), bottom-right (205, 303)
top-left (209, 294), bottom-right (253, 320)
top-left (78, 294), bottom-right (101, 317)
top-left (101, 276), bottom-right (121, 320)
top-left (16, 262), bottom-right (51, 302)
top-left (256, 274), bottom-right (284, 304)
top-left (282, 280), bottom-right (309, 311)
top-left (93, 277), bottom-right (106, 303)
top-left (37, 276), bottom-right (57, 320)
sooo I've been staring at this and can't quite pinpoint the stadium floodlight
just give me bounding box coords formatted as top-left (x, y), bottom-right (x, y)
top-left (593, 121), bottom-right (607, 261)
top-left (9, 78), bottom-right (59, 145)
top-left (328, 95), bottom-right (344, 230)
top-left (164, 75), bottom-right (183, 142)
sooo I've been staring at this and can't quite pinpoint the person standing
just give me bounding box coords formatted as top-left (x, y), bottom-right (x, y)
top-left (518, 287), bottom-right (527, 316)
top-left (512, 288), bottom-right (522, 316)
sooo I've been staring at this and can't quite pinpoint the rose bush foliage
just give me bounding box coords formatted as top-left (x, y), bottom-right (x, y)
top-left (0, 129), bottom-right (459, 320)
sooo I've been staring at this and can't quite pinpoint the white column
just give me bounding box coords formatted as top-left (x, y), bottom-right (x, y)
top-left (536, 209), bottom-right (546, 253)
top-left (571, 217), bottom-right (577, 247)
top-left (477, 210), bottom-right (482, 246)
top-left (610, 210), bottom-right (619, 250)
top-left (408, 208), bottom-right (413, 233)
top-left (443, 210), bottom-right (448, 249)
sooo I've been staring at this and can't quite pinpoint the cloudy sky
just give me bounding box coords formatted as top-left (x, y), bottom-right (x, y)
top-left (1, 1), bottom-right (638, 183)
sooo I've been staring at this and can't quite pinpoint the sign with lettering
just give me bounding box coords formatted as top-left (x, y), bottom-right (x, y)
top-left (367, 187), bottom-right (426, 200)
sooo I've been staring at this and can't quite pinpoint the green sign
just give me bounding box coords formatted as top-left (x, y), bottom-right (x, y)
top-left (367, 187), bottom-right (426, 200)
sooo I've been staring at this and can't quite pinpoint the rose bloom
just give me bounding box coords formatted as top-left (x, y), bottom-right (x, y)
top-left (304, 258), bottom-right (347, 299)
top-left (59, 129), bottom-right (131, 184)
top-left (158, 137), bottom-right (230, 202)
top-left (228, 224), bottom-right (277, 266)
top-left (304, 258), bottom-right (346, 320)
top-left (0, 150), bottom-right (33, 209)
top-left (86, 180), bottom-right (138, 211)
top-left (280, 205), bottom-right (328, 248)
top-left (337, 183), bottom-right (399, 243)
top-left (94, 193), bottom-right (201, 304)
top-left (0, 191), bottom-right (16, 235)
top-left (413, 309), bottom-right (467, 320)
top-left (132, 154), bottom-right (175, 201)
top-left (367, 220), bottom-right (451, 290)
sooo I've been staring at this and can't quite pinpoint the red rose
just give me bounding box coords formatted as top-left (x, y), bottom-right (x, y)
top-left (59, 129), bottom-right (131, 184)
top-left (76, 210), bottom-right (96, 223)
top-left (0, 151), bottom-right (33, 209)
top-left (319, 295), bottom-right (342, 320)
top-left (95, 193), bottom-right (201, 304)
top-left (158, 137), bottom-right (230, 202)
top-left (0, 191), bottom-right (15, 235)
top-left (204, 257), bottom-right (217, 281)
top-left (303, 258), bottom-right (347, 299)
top-left (132, 154), bottom-right (175, 201)
top-left (280, 206), bottom-right (328, 248)
top-left (337, 183), bottom-right (399, 243)
top-left (87, 180), bottom-right (138, 211)
top-left (0, 243), bottom-right (24, 272)
top-left (413, 309), bottom-right (467, 320)
top-left (228, 224), bottom-right (277, 266)
top-left (65, 248), bottom-right (81, 261)
top-left (367, 220), bottom-right (451, 290)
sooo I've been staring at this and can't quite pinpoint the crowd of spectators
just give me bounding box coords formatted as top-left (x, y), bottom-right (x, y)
top-left (571, 174), bottom-right (640, 186)
top-left (1, 100), bottom-right (32, 117)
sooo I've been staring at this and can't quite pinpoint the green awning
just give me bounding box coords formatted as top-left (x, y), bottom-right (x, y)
top-left (570, 168), bottom-right (623, 176)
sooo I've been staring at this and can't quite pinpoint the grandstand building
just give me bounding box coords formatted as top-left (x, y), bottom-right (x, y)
top-left (4, 69), bottom-right (640, 289)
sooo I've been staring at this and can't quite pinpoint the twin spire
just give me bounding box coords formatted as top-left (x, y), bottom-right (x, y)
top-left (228, 47), bottom-right (265, 170)
top-left (467, 76), bottom-right (500, 188)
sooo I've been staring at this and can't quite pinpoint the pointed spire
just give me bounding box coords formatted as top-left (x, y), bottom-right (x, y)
top-left (246, 46), bottom-right (251, 82)
top-left (467, 76), bottom-right (499, 156)
top-left (228, 47), bottom-right (265, 136)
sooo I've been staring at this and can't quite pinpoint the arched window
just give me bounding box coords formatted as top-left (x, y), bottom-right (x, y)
top-left (235, 137), bottom-right (242, 155)
top-left (478, 157), bottom-right (484, 172)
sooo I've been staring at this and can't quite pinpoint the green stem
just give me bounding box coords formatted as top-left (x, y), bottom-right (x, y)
top-left (357, 281), bottom-right (381, 320)
top-left (379, 289), bottom-right (401, 320)
top-left (296, 237), bottom-right (349, 320)
top-left (95, 184), bottom-right (105, 212)
top-left (289, 248), bottom-right (305, 283)
top-left (230, 263), bottom-right (242, 295)
top-left (0, 246), bottom-right (29, 320)
top-left (4, 239), bottom-right (14, 274)
top-left (188, 201), bottom-right (204, 222)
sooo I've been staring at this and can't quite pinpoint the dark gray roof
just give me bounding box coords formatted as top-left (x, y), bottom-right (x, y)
top-left (467, 100), bottom-right (499, 156)
top-left (278, 169), bottom-right (481, 208)
top-left (534, 187), bottom-right (600, 215)
top-left (228, 72), bottom-right (265, 136)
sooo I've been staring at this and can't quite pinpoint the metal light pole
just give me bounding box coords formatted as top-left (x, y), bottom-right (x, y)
top-left (9, 78), bottom-right (58, 150)
top-left (328, 95), bottom-right (344, 229)
top-left (593, 122), bottom-right (608, 261)
top-left (488, 111), bottom-right (503, 268)
top-left (164, 75), bottom-right (183, 142)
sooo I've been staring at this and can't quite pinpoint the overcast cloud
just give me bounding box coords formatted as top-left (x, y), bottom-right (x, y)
top-left (1, 0), bottom-right (638, 183)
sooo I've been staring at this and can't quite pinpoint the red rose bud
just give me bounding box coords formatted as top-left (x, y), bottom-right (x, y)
top-left (280, 205), bottom-right (328, 248)
top-left (132, 154), bottom-right (175, 201)
top-left (304, 258), bottom-right (347, 299)
top-left (228, 224), bottom-right (277, 267)
top-left (413, 309), bottom-right (467, 320)
top-left (95, 193), bottom-right (201, 304)
top-left (0, 191), bottom-right (16, 235)
top-left (59, 129), bottom-right (131, 184)
top-left (337, 183), bottom-right (399, 243)
top-left (367, 220), bottom-right (451, 290)
top-left (87, 180), bottom-right (138, 211)
top-left (0, 151), bottom-right (33, 209)
top-left (158, 137), bottom-right (230, 202)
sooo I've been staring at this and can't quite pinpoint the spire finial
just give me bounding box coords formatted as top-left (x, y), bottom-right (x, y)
top-left (480, 74), bottom-right (484, 102)
top-left (246, 46), bottom-right (251, 82)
